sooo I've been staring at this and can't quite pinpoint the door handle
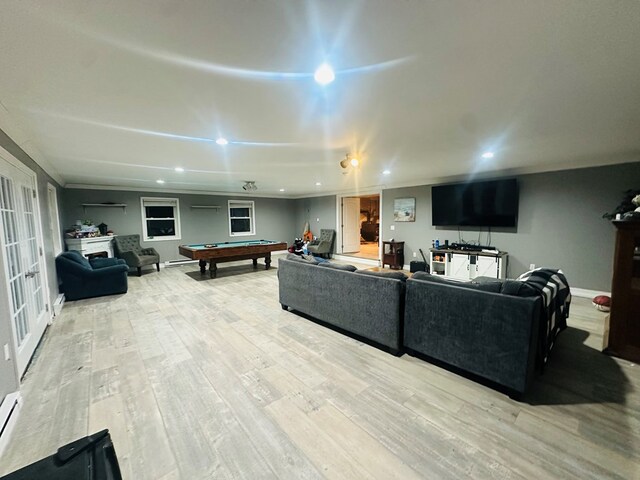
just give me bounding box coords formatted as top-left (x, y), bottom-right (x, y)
top-left (25, 270), bottom-right (39, 278)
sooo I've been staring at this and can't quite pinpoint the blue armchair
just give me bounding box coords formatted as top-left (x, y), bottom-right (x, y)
top-left (56, 251), bottom-right (128, 301)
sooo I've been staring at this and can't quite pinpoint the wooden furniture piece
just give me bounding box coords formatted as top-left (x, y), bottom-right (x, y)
top-left (429, 248), bottom-right (508, 280)
top-left (179, 240), bottom-right (287, 278)
top-left (65, 236), bottom-right (115, 258)
top-left (382, 241), bottom-right (404, 270)
top-left (604, 220), bottom-right (640, 362)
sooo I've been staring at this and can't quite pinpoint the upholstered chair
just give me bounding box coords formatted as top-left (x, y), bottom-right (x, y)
top-left (113, 234), bottom-right (160, 276)
top-left (56, 251), bottom-right (128, 300)
top-left (307, 229), bottom-right (336, 259)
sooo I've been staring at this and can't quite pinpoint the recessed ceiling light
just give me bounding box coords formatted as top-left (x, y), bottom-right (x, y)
top-left (216, 137), bottom-right (228, 145)
top-left (383, 170), bottom-right (391, 175)
top-left (350, 157), bottom-right (359, 167)
top-left (481, 151), bottom-right (495, 159)
top-left (174, 167), bottom-right (184, 172)
top-left (156, 179), bottom-right (165, 184)
top-left (314, 63), bottom-right (335, 85)
top-left (315, 182), bottom-right (321, 186)
top-left (279, 188), bottom-right (285, 192)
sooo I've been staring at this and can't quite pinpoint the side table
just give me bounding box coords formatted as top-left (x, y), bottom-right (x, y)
top-left (382, 241), bottom-right (404, 270)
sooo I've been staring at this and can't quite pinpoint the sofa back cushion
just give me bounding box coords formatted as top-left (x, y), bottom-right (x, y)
top-left (411, 272), bottom-right (502, 293)
top-left (355, 269), bottom-right (408, 281)
top-left (285, 253), bottom-right (319, 265)
top-left (62, 250), bottom-right (91, 269)
top-left (501, 280), bottom-right (540, 297)
top-left (317, 262), bottom-right (357, 272)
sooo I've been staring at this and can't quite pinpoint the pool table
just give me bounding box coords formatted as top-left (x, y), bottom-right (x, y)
top-left (179, 240), bottom-right (287, 278)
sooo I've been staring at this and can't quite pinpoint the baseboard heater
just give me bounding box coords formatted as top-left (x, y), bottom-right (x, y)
top-left (53, 294), bottom-right (65, 317)
top-left (164, 259), bottom-right (198, 267)
top-left (0, 392), bottom-right (22, 458)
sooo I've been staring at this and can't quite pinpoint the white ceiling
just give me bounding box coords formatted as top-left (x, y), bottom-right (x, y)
top-left (1, 1), bottom-right (639, 197)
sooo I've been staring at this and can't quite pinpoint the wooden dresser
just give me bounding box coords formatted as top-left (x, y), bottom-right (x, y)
top-left (604, 220), bottom-right (640, 362)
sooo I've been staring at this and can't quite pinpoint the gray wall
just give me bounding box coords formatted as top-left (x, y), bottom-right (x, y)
top-left (294, 195), bottom-right (337, 239)
top-left (62, 189), bottom-right (298, 261)
top-left (0, 128), bottom-right (63, 399)
top-left (381, 162), bottom-right (640, 291)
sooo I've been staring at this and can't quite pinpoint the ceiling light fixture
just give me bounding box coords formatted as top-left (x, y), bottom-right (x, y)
top-left (156, 179), bottom-right (165, 184)
top-left (174, 167), bottom-right (184, 172)
top-left (242, 180), bottom-right (257, 192)
top-left (315, 182), bottom-right (321, 186)
top-left (383, 170), bottom-right (391, 175)
top-left (314, 63), bottom-right (335, 85)
top-left (481, 151), bottom-right (495, 159)
top-left (340, 153), bottom-right (360, 169)
top-left (216, 137), bottom-right (229, 145)
top-left (279, 188), bottom-right (285, 192)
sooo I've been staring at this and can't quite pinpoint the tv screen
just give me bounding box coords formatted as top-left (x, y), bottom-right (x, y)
top-left (432, 179), bottom-right (519, 227)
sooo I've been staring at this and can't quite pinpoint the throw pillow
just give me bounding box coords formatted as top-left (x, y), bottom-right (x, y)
top-left (501, 280), bottom-right (540, 297)
top-left (317, 262), bottom-right (357, 272)
top-left (355, 269), bottom-right (408, 281)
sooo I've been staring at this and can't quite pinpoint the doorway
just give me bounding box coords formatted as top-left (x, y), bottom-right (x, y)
top-left (0, 148), bottom-right (50, 377)
top-left (340, 194), bottom-right (380, 261)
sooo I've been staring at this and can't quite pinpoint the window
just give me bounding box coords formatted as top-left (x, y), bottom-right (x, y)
top-left (141, 197), bottom-right (181, 241)
top-left (228, 200), bottom-right (255, 236)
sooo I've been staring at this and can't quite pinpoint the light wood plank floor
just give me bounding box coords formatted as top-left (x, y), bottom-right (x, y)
top-left (1, 256), bottom-right (639, 479)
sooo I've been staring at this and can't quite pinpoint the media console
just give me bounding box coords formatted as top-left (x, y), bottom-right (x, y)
top-left (429, 248), bottom-right (508, 280)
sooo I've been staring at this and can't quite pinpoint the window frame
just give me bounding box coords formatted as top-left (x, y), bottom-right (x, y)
top-left (140, 197), bottom-right (181, 242)
top-left (228, 200), bottom-right (256, 237)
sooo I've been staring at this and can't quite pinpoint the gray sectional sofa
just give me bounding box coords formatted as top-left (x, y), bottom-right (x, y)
top-left (278, 255), bottom-right (406, 354)
top-left (404, 272), bottom-right (543, 394)
top-left (278, 256), bottom-right (553, 395)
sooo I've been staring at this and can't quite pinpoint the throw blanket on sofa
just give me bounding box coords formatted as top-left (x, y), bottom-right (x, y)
top-left (517, 268), bottom-right (571, 366)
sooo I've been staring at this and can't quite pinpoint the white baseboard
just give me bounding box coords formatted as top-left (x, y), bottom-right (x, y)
top-left (164, 259), bottom-right (198, 267)
top-left (571, 287), bottom-right (611, 299)
top-left (0, 391), bottom-right (22, 458)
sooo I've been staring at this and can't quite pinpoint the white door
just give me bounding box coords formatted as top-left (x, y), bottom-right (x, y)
top-left (0, 156), bottom-right (49, 377)
top-left (342, 197), bottom-right (360, 253)
top-left (449, 253), bottom-right (470, 280)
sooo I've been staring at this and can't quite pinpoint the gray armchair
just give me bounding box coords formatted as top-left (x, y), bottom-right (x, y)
top-left (113, 234), bottom-right (160, 276)
top-left (307, 229), bottom-right (336, 258)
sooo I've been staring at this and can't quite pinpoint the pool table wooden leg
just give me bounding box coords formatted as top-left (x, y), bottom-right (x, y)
top-left (209, 261), bottom-right (217, 278)
top-left (265, 253), bottom-right (272, 270)
top-left (252, 258), bottom-right (258, 269)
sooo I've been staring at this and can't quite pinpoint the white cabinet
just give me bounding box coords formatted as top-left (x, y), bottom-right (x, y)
top-left (429, 249), bottom-right (508, 280)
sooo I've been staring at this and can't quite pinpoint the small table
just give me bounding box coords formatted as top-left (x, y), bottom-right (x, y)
top-left (382, 241), bottom-right (404, 270)
top-left (179, 240), bottom-right (287, 278)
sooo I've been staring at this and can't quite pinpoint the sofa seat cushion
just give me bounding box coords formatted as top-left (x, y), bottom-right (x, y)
top-left (411, 272), bottom-right (502, 293)
top-left (317, 262), bottom-right (357, 272)
top-left (355, 269), bottom-right (408, 281)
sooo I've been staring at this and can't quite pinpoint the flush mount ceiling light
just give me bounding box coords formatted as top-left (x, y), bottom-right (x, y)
top-left (242, 180), bottom-right (257, 192)
top-left (216, 137), bottom-right (229, 145)
top-left (174, 167), bottom-right (184, 172)
top-left (314, 63), bottom-right (335, 85)
top-left (481, 151), bottom-right (495, 159)
top-left (156, 179), bottom-right (165, 184)
top-left (340, 153), bottom-right (360, 169)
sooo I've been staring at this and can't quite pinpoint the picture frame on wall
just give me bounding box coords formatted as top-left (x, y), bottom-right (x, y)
top-left (394, 197), bottom-right (416, 222)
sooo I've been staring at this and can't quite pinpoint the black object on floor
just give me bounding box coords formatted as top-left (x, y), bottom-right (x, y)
top-left (410, 248), bottom-right (430, 273)
top-left (0, 429), bottom-right (122, 480)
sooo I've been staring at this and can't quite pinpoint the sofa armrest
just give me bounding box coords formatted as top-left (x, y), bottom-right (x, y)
top-left (141, 247), bottom-right (159, 256)
top-left (86, 264), bottom-right (129, 278)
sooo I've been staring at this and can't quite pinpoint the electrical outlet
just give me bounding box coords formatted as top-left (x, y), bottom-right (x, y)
top-left (390, 225), bottom-right (395, 231)
top-left (529, 264), bottom-right (536, 270)
top-left (4, 343), bottom-right (10, 361)
top-left (413, 252), bottom-right (417, 257)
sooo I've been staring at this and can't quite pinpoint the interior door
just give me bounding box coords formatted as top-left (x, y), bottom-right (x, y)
top-left (0, 156), bottom-right (49, 377)
top-left (342, 197), bottom-right (361, 253)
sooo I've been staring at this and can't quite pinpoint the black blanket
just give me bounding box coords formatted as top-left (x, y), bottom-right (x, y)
top-left (517, 268), bottom-right (571, 366)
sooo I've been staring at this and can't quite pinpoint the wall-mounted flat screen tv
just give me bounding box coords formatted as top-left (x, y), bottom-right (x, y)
top-left (432, 178), bottom-right (519, 227)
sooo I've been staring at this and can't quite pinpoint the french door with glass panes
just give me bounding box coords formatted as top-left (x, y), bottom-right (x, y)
top-left (0, 153), bottom-right (49, 377)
